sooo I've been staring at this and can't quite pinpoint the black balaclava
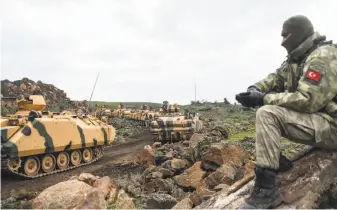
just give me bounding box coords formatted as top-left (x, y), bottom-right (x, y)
top-left (281, 15), bottom-right (314, 54)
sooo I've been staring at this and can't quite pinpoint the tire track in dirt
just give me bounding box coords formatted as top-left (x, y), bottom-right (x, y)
top-left (1, 130), bottom-right (153, 199)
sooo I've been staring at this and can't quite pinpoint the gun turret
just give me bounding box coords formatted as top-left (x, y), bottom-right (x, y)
top-left (2, 95), bottom-right (47, 116)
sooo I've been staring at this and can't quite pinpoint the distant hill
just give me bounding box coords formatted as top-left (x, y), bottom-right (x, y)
top-left (89, 101), bottom-right (163, 109)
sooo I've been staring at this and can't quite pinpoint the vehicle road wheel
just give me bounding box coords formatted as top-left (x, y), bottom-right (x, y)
top-left (70, 150), bottom-right (82, 166)
top-left (82, 148), bottom-right (93, 163)
top-left (24, 157), bottom-right (40, 177)
top-left (57, 152), bottom-right (70, 169)
top-left (42, 154), bottom-right (56, 173)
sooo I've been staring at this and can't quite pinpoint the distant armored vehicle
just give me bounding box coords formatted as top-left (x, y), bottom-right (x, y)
top-left (150, 114), bottom-right (203, 142)
top-left (150, 102), bottom-right (203, 142)
top-left (1, 95), bottom-right (116, 178)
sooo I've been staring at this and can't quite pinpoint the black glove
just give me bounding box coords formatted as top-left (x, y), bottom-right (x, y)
top-left (235, 91), bottom-right (265, 107)
top-left (247, 86), bottom-right (260, 92)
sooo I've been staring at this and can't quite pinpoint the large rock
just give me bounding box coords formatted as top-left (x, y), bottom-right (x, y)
top-left (204, 164), bottom-right (237, 188)
top-left (32, 180), bottom-right (93, 209)
top-left (74, 188), bottom-right (107, 209)
top-left (201, 143), bottom-right (250, 168)
top-left (195, 150), bottom-right (337, 209)
top-left (136, 145), bottom-right (156, 166)
top-left (110, 189), bottom-right (135, 209)
top-left (189, 133), bottom-right (208, 161)
top-left (78, 173), bottom-right (99, 186)
top-left (93, 176), bottom-right (113, 197)
top-left (173, 161), bottom-right (206, 189)
top-left (171, 158), bottom-right (188, 170)
top-left (75, 176), bottom-right (113, 209)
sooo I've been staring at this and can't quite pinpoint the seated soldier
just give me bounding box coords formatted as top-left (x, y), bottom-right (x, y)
top-left (235, 15), bottom-right (337, 209)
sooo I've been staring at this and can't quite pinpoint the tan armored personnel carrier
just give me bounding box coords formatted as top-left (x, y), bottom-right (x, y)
top-left (150, 102), bottom-right (202, 142)
top-left (129, 110), bottom-right (137, 120)
top-left (150, 113), bottom-right (203, 143)
top-left (111, 103), bottom-right (127, 118)
top-left (122, 109), bottom-right (132, 119)
top-left (144, 110), bottom-right (161, 126)
top-left (1, 95), bottom-right (116, 178)
top-left (132, 105), bottom-right (149, 126)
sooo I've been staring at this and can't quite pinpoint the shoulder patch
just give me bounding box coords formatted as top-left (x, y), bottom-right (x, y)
top-left (305, 66), bottom-right (321, 82)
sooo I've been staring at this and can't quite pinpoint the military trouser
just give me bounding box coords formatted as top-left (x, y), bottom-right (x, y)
top-left (255, 105), bottom-right (337, 170)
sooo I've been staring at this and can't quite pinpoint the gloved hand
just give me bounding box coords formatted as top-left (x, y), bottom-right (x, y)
top-left (247, 86), bottom-right (260, 92)
top-left (235, 91), bottom-right (265, 107)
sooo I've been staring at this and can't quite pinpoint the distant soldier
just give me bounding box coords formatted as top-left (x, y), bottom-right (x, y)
top-left (236, 15), bottom-right (337, 209)
top-left (162, 101), bottom-right (169, 113)
top-left (118, 103), bottom-right (125, 109)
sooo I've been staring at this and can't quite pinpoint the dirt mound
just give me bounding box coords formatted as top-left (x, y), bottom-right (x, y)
top-left (1, 78), bottom-right (87, 115)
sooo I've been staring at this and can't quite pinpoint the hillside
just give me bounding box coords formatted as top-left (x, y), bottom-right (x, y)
top-left (1, 78), bottom-right (87, 116)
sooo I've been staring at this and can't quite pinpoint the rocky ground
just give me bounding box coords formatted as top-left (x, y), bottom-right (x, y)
top-left (2, 102), bottom-right (323, 209)
top-left (1, 80), bottom-right (335, 209)
top-left (107, 118), bottom-right (145, 144)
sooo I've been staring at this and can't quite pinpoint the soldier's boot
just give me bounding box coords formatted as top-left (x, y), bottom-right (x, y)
top-left (278, 152), bottom-right (293, 172)
top-left (240, 166), bottom-right (283, 209)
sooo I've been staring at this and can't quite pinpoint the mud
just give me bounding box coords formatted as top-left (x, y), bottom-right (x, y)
top-left (1, 130), bottom-right (154, 200)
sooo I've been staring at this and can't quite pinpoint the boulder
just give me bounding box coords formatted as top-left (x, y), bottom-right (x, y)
top-left (32, 180), bottom-right (93, 209)
top-left (201, 143), bottom-right (250, 168)
top-left (173, 161), bottom-right (206, 189)
top-left (136, 145), bottom-right (156, 166)
top-left (78, 173), bottom-right (99, 186)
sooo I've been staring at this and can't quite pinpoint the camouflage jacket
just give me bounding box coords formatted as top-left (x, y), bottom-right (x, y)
top-left (252, 32), bottom-right (337, 124)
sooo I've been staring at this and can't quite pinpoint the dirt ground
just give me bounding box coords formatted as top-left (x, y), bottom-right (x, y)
top-left (1, 130), bottom-right (153, 200)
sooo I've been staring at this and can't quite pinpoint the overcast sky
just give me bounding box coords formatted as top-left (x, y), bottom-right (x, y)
top-left (1, 0), bottom-right (336, 105)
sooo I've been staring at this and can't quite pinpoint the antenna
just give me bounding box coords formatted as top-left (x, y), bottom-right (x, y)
top-left (194, 79), bottom-right (196, 102)
top-left (86, 72), bottom-right (100, 112)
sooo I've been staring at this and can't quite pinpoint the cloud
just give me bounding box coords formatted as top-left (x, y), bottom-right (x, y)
top-left (1, 0), bottom-right (336, 105)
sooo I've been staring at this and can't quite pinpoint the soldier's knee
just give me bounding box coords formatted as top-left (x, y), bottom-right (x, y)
top-left (256, 105), bottom-right (284, 121)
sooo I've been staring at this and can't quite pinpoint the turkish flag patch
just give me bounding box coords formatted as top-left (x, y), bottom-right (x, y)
top-left (305, 69), bottom-right (321, 82)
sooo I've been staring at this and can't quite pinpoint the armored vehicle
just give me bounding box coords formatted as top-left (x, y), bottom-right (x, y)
top-left (1, 95), bottom-right (116, 178)
top-left (150, 103), bottom-right (202, 142)
top-left (150, 113), bottom-right (203, 142)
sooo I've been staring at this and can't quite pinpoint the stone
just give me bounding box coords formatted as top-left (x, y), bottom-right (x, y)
top-left (32, 180), bottom-right (93, 209)
top-left (173, 162), bottom-right (206, 189)
top-left (172, 197), bottom-right (193, 209)
top-left (145, 193), bottom-right (177, 209)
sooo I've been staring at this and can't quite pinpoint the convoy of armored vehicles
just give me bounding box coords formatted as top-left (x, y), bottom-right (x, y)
top-left (97, 101), bottom-right (203, 142)
top-left (1, 95), bottom-right (202, 179)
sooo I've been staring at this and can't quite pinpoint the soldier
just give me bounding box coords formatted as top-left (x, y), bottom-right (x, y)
top-left (162, 101), bottom-right (169, 113)
top-left (235, 15), bottom-right (337, 209)
top-left (119, 103), bottom-right (125, 109)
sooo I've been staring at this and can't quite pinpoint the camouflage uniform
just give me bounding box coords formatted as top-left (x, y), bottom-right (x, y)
top-left (254, 32), bottom-right (337, 169)
top-left (236, 15), bottom-right (337, 209)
